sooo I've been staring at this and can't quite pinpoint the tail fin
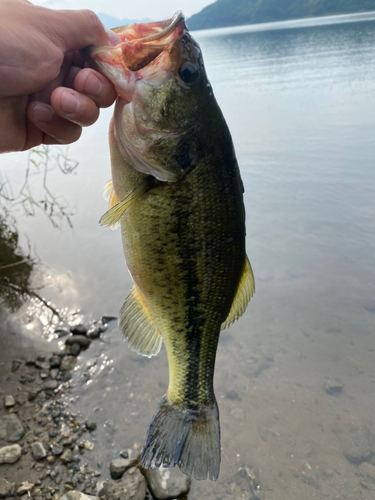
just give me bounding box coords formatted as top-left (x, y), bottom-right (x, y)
top-left (141, 395), bottom-right (220, 481)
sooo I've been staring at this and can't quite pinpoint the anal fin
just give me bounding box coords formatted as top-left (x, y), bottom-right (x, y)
top-left (221, 255), bottom-right (255, 330)
top-left (119, 286), bottom-right (162, 357)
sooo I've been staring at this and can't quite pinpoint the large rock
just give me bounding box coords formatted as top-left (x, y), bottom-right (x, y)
top-left (0, 478), bottom-right (14, 497)
top-left (109, 458), bottom-right (137, 479)
top-left (0, 444), bottom-right (22, 464)
top-left (104, 467), bottom-right (147, 500)
top-left (335, 418), bottom-right (375, 465)
top-left (0, 414), bottom-right (25, 442)
top-left (144, 466), bottom-right (191, 500)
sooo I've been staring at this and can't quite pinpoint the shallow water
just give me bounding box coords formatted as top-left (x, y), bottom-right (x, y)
top-left (1, 12), bottom-right (375, 499)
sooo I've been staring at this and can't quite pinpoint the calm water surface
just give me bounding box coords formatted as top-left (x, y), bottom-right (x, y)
top-left (1, 12), bottom-right (375, 499)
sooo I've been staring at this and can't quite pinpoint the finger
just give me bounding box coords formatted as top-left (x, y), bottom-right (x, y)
top-left (64, 66), bottom-right (82, 89)
top-left (47, 9), bottom-right (121, 51)
top-left (27, 102), bottom-right (82, 145)
top-left (50, 87), bottom-right (100, 127)
top-left (74, 69), bottom-right (117, 108)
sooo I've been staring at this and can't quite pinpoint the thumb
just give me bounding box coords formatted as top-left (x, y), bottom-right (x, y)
top-left (49, 8), bottom-right (121, 52)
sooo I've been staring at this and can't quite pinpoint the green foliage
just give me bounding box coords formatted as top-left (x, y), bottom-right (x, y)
top-left (187, 0), bottom-right (375, 30)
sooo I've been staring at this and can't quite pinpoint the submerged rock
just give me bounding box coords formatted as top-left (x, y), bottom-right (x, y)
top-left (144, 466), bottom-right (191, 500)
top-left (104, 467), bottom-right (146, 500)
top-left (0, 444), bottom-right (22, 464)
top-left (66, 335), bottom-right (91, 348)
top-left (70, 325), bottom-right (87, 336)
top-left (60, 356), bottom-right (77, 371)
top-left (0, 413), bottom-right (25, 442)
top-left (324, 380), bottom-right (343, 396)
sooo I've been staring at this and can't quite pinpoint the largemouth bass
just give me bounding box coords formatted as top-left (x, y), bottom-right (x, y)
top-left (85, 12), bottom-right (255, 481)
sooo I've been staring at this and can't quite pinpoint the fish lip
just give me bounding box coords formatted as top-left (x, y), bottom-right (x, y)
top-left (112, 11), bottom-right (185, 44)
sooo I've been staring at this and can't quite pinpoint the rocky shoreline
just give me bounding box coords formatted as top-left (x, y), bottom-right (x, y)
top-left (0, 318), bottom-right (190, 500)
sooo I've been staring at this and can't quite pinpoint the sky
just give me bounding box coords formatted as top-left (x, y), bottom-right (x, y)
top-left (31, 0), bottom-right (214, 20)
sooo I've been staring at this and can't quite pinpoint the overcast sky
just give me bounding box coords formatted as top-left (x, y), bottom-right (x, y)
top-left (31, 0), bottom-right (214, 20)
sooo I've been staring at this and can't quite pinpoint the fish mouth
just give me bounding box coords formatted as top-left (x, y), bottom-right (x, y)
top-left (85, 11), bottom-right (186, 74)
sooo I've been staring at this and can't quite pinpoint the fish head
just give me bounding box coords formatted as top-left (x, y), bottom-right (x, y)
top-left (84, 12), bottom-right (210, 182)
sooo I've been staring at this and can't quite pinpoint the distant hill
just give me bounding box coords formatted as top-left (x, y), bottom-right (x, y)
top-left (98, 13), bottom-right (152, 29)
top-left (187, 0), bottom-right (375, 30)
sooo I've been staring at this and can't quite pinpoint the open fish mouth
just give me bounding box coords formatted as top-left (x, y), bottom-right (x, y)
top-left (85, 11), bottom-right (186, 73)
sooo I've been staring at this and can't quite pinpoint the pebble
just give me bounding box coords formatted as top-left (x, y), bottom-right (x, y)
top-left (49, 356), bottom-right (62, 369)
top-left (55, 327), bottom-right (70, 338)
top-left (11, 359), bottom-right (22, 372)
top-left (15, 393), bottom-right (28, 406)
top-left (70, 325), bottom-right (87, 336)
top-left (17, 483), bottom-right (34, 496)
top-left (44, 380), bottom-right (59, 391)
top-left (61, 449), bottom-right (74, 464)
top-left (0, 478), bottom-right (14, 498)
top-left (5, 395), bottom-right (15, 408)
top-left (70, 344), bottom-right (81, 357)
top-left (66, 336), bottom-right (91, 348)
top-left (109, 458), bottom-right (137, 480)
top-left (324, 380), bottom-right (343, 396)
top-left (40, 370), bottom-right (50, 379)
top-left (60, 357), bottom-right (77, 372)
top-left (0, 413), bottom-right (25, 441)
top-left (50, 442), bottom-right (64, 456)
top-left (31, 442), bottom-right (47, 460)
top-left (103, 468), bottom-right (147, 500)
top-left (86, 327), bottom-right (101, 340)
top-left (144, 466), bottom-right (191, 500)
top-left (85, 421), bottom-right (97, 432)
top-left (60, 492), bottom-right (97, 500)
top-left (35, 360), bottom-right (50, 370)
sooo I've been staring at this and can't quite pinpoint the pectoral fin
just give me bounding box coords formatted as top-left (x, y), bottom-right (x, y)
top-left (100, 178), bottom-right (151, 228)
top-left (119, 286), bottom-right (163, 357)
top-left (221, 255), bottom-right (255, 330)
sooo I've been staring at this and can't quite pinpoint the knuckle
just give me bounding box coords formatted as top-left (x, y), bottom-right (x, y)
top-left (80, 9), bottom-right (104, 34)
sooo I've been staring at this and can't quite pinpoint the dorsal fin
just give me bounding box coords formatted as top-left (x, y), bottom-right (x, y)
top-left (119, 286), bottom-right (163, 358)
top-left (221, 255), bottom-right (255, 330)
top-left (100, 178), bottom-right (151, 228)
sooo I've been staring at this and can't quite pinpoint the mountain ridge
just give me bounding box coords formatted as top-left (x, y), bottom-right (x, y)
top-left (187, 0), bottom-right (375, 30)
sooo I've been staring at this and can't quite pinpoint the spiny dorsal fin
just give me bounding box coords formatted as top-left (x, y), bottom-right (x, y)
top-left (221, 255), bottom-right (255, 330)
top-left (119, 286), bottom-right (163, 358)
top-left (100, 178), bottom-right (151, 228)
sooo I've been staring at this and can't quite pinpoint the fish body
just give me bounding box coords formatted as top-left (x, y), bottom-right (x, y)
top-left (85, 12), bottom-right (254, 481)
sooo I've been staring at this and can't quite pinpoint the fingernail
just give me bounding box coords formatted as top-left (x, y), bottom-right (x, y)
top-left (61, 90), bottom-right (80, 115)
top-left (32, 103), bottom-right (53, 122)
top-left (106, 28), bottom-right (121, 46)
top-left (84, 74), bottom-right (103, 96)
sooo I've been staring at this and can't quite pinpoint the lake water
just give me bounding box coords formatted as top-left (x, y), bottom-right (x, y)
top-left (1, 11), bottom-right (375, 499)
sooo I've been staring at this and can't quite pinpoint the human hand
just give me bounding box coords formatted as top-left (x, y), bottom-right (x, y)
top-left (0, 0), bottom-right (120, 153)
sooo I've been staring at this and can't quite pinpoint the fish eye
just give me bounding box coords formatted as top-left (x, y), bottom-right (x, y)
top-left (178, 62), bottom-right (199, 84)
